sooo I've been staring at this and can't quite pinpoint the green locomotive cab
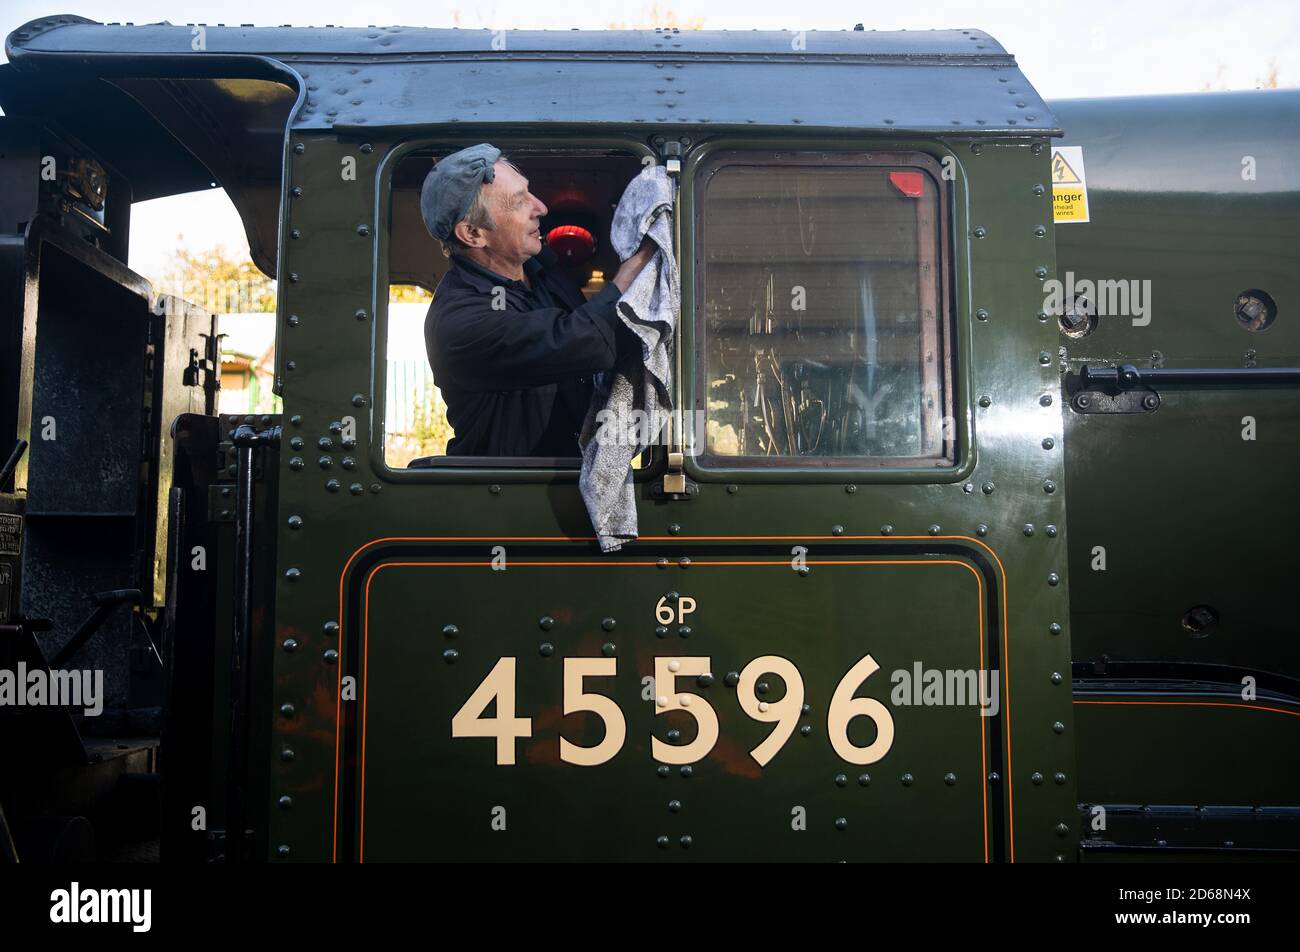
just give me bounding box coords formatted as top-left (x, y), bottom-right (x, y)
top-left (0, 17), bottom-right (1292, 864)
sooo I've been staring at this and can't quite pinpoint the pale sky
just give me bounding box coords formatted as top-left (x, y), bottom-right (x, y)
top-left (2, 0), bottom-right (1296, 279)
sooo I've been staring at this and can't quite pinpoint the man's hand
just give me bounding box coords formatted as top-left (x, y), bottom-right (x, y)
top-left (611, 236), bottom-right (658, 294)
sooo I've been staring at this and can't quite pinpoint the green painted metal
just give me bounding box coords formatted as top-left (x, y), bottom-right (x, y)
top-left (1050, 91), bottom-right (1300, 845)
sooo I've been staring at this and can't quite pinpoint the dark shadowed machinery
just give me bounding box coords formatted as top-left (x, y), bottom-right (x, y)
top-left (0, 16), bottom-right (1296, 862)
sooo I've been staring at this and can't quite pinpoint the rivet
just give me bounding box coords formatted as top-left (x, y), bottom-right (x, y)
top-left (981, 481), bottom-right (995, 495)
top-left (831, 524), bottom-right (844, 536)
top-left (1043, 480), bottom-right (1056, 494)
top-left (679, 696), bottom-right (692, 708)
top-left (1049, 622), bottom-right (1062, 635)
top-left (288, 515), bottom-right (303, 529)
top-left (290, 415), bottom-right (302, 426)
top-left (325, 479), bottom-right (340, 492)
top-left (355, 308), bottom-right (369, 321)
top-left (756, 681), bottom-right (770, 695)
top-left (341, 457), bottom-right (355, 470)
top-left (667, 523), bottom-right (681, 534)
top-left (1032, 183), bottom-right (1045, 195)
top-left (277, 845), bottom-right (291, 858)
top-left (360, 143), bottom-right (374, 154)
top-left (356, 223), bottom-right (370, 237)
top-left (844, 484), bottom-right (857, 494)
top-left (680, 766), bottom-right (693, 778)
top-left (443, 649), bottom-right (458, 664)
top-left (442, 624), bottom-right (459, 638)
top-left (656, 835), bottom-right (669, 848)
top-left (668, 799), bottom-right (682, 813)
top-left (976, 524), bottom-right (989, 537)
top-left (678, 626), bottom-right (692, 638)
top-left (1037, 311), bottom-right (1049, 322)
top-left (1040, 394), bottom-right (1053, 407)
top-left (1038, 352), bottom-right (1051, 366)
top-left (539, 643), bottom-right (555, 657)
top-left (1045, 525), bottom-right (1058, 537)
top-left (369, 483), bottom-right (382, 494)
top-left (290, 186), bottom-right (302, 197)
top-left (978, 395), bottom-right (991, 408)
top-left (1034, 225), bottom-right (1047, 237)
top-left (351, 394), bottom-right (366, 407)
top-left (928, 525), bottom-right (941, 536)
top-left (293, 142), bottom-right (305, 154)
top-left (1023, 524), bottom-right (1035, 537)
top-left (835, 817), bottom-right (848, 831)
top-left (666, 728), bottom-right (681, 741)
top-left (349, 482), bottom-right (363, 495)
top-left (324, 621), bottom-right (339, 635)
top-left (538, 616), bottom-right (554, 631)
top-left (284, 567), bottom-right (301, 581)
top-left (282, 638), bottom-right (298, 653)
top-left (279, 703), bottom-right (295, 717)
top-left (1055, 823), bottom-right (1069, 836)
top-left (971, 143), bottom-right (983, 154)
top-left (488, 484), bottom-right (501, 495)
top-left (801, 703), bottom-right (811, 715)
top-left (289, 457), bottom-right (304, 471)
top-left (973, 225), bottom-right (987, 238)
top-left (318, 437), bottom-right (334, 450)
top-left (679, 557), bottom-right (691, 569)
top-left (318, 456), bottom-right (333, 469)
top-left (726, 484), bottom-right (739, 494)
top-left (279, 795), bottom-right (293, 809)
top-left (880, 524), bottom-right (894, 535)
top-left (858, 773), bottom-right (871, 787)
top-left (290, 229), bottom-right (301, 240)
top-left (288, 275), bottom-right (299, 285)
top-left (1031, 771), bottom-right (1044, 785)
top-left (1035, 266), bottom-right (1049, 279)
top-left (1053, 721), bottom-right (1066, 734)
top-left (1054, 772), bottom-right (1067, 785)
top-left (280, 747), bottom-right (295, 762)
top-left (696, 673), bottom-right (713, 688)
top-left (287, 314), bottom-right (300, 327)
top-left (323, 648), bottom-right (338, 664)
top-left (655, 625), bottom-right (669, 638)
top-left (601, 617), bottom-right (616, 631)
top-left (975, 308), bottom-right (989, 322)
top-left (945, 773), bottom-right (957, 786)
top-left (724, 671), bottom-right (740, 687)
top-left (800, 725), bottom-right (812, 737)
top-left (289, 437), bottom-right (305, 450)
top-left (601, 642), bottom-right (616, 657)
top-left (963, 483), bottom-right (974, 494)
top-left (901, 773), bottom-right (914, 786)
top-left (988, 772), bottom-right (1000, 783)
top-left (657, 765), bottom-right (670, 778)
top-left (1041, 437), bottom-right (1055, 450)
top-left (679, 834), bottom-right (693, 848)
top-left (1032, 143), bottom-right (1045, 155)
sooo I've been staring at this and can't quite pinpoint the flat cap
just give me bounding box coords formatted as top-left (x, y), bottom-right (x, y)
top-left (420, 143), bottom-right (502, 241)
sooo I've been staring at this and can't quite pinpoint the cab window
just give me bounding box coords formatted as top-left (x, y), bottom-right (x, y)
top-left (695, 151), bottom-right (954, 467)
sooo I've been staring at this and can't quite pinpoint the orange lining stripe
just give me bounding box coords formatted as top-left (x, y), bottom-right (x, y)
top-left (332, 534), bottom-right (1013, 862)
top-left (1074, 699), bottom-right (1300, 718)
top-left (356, 558), bottom-right (989, 863)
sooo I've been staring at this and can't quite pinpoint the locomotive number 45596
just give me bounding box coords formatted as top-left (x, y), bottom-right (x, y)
top-left (450, 654), bottom-right (895, 769)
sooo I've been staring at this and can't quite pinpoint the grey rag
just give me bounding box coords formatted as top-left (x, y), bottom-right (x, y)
top-left (578, 165), bottom-right (679, 552)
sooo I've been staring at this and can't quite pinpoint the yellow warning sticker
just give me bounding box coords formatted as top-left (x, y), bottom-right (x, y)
top-left (1051, 146), bottom-right (1089, 223)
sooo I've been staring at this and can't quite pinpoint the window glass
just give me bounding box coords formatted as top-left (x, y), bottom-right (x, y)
top-left (696, 153), bottom-right (953, 466)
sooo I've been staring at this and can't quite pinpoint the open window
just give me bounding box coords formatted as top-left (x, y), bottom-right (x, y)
top-left (693, 150), bottom-right (955, 469)
top-left (382, 143), bottom-right (652, 470)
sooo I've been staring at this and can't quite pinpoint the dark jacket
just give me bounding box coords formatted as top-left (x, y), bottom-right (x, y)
top-left (424, 246), bottom-right (628, 456)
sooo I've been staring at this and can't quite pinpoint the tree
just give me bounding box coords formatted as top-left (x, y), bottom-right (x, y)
top-left (151, 241), bottom-right (277, 313)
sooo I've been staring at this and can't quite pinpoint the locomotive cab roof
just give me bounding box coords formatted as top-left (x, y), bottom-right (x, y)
top-left (1, 16), bottom-right (1057, 276)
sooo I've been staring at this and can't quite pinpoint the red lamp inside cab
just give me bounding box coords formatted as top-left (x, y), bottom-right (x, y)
top-left (545, 224), bottom-right (596, 263)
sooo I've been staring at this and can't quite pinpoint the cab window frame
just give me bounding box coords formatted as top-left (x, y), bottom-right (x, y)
top-left (680, 141), bottom-right (970, 484)
top-left (370, 133), bottom-right (663, 484)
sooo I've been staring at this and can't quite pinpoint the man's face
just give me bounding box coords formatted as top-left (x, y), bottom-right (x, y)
top-left (479, 160), bottom-right (548, 264)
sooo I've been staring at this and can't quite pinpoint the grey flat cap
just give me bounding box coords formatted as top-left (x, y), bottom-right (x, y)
top-left (420, 143), bottom-right (502, 241)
